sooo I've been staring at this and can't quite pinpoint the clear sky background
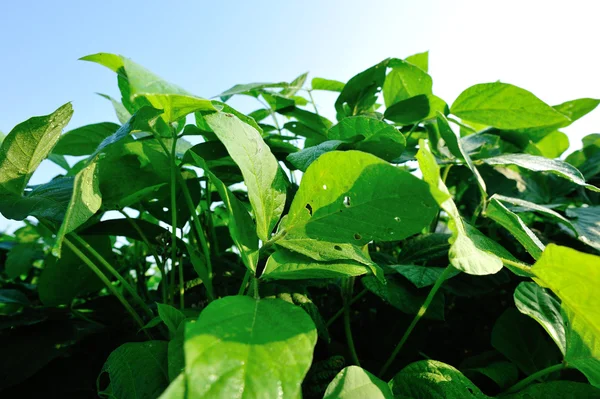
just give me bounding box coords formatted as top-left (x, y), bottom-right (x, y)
top-left (1, 0), bottom-right (599, 231)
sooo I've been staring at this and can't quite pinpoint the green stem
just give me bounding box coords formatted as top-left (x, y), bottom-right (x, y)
top-left (168, 136), bottom-right (184, 309)
top-left (379, 266), bottom-right (453, 377)
top-left (238, 269), bottom-right (252, 295)
top-left (500, 257), bottom-right (536, 278)
top-left (70, 233), bottom-right (153, 319)
top-left (447, 116), bottom-right (476, 134)
top-left (63, 237), bottom-right (148, 333)
top-left (206, 181), bottom-right (220, 256)
top-left (258, 229), bottom-right (287, 260)
top-left (307, 90), bottom-right (319, 115)
top-left (119, 210), bottom-right (168, 304)
top-left (252, 277), bottom-right (260, 300)
top-left (326, 288), bottom-right (368, 327)
top-left (342, 278), bottom-right (360, 366)
top-left (502, 363), bottom-right (566, 395)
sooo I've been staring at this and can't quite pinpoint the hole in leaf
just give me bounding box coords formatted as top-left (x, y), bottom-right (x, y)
top-left (394, 216), bottom-right (401, 222)
top-left (334, 245), bottom-right (342, 251)
top-left (354, 233), bottom-right (362, 240)
top-left (343, 196), bottom-right (351, 207)
top-left (305, 203), bottom-right (313, 216)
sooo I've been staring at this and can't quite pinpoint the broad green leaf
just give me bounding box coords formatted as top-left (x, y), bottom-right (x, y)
top-left (416, 140), bottom-right (503, 275)
top-left (566, 206), bottom-right (600, 251)
top-left (157, 303), bottom-right (186, 337)
top-left (323, 366), bottom-right (393, 399)
top-left (553, 98), bottom-right (600, 123)
top-left (186, 151), bottom-right (259, 271)
top-left (0, 103), bottom-right (73, 196)
top-left (184, 296), bottom-right (317, 398)
top-left (531, 245), bottom-right (600, 387)
top-left (405, 50), bottom-right (429, 72)
top-left (335, 59), bottom-right (389, 118)
top-left (279, 107), bottom-right (333, 135)
top-left (383, 94), bottom-right (430, 124)
top-left (389, 360), bottom-right (486, 399)
top-left (0, 177), bottom-right (73, 222)
top-left (491, 194), bottom-right (577, 236)
top-left (286, 140), bottom-right (346, 172)
top-left (280, 72), bottom-right (308, 98)
top-left (514, 282), bottom-right (566, 355)
top-left (436, 113), bottom-right (486, 194)
top-left (159, 373), bottom-right (186, 399)
top-left (491, 309), bottom-right (561, 376)
top-left (47, 153), bottom-right (70, 171)
top-left (504, 381), bottom-right (600, 398)
top-left (451, 83), bottom-right (570, 130)
top-left (327, 116), bottom-right (406, 161)
top-left (532, 130), bottom-right (569, 158)
top-left (363, 275), bottom-right (445, 320)
top-left (53, 161), bottom-right (102, 256)
top-left (485, 197), bottom-right (545, 259)
top-left (312, 77), bottom-right (345, 92)
top-left (216, 82), bottom-right (289, 102)
top-left (383, 58), bottom-right (432, 107)
top-left (141, 94), bottom-right (217, 123)
top-left (205, 112), bottom-right (287, 242)
top-left (97, 93), bottom-right (132, 124)
top-left (38, 236), bottom-right (114, 306)
top-left (460, 352), bottom-right (518, 389)
top-left (281, 150), bottom-right (437, 246)
top-left (397, 233), bottom-right (451, 264)
top-left (5, 243), bottom-right (43, 279)
top-left (262, 248), bottom-right (370, 280)
top-left (52, 122), bottom-right (120, 156)
top-left (390, 264), bottom-right (460, 288)
top-left (482, 153), bottom-right (600, 192)
top-left (98, 341), bottom-right (169, 399)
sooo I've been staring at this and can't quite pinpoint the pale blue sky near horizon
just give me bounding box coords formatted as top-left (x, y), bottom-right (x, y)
top-left (1, 0), bottom-right (599, 231)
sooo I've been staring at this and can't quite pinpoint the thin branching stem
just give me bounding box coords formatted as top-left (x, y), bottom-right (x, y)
top-left (502, 363), bottom-right (566, 395)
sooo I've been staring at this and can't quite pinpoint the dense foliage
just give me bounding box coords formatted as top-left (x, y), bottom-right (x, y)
top-left (1, 51), bottom-right (599, 398)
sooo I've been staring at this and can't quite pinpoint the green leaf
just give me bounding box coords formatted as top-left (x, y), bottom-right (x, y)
top-left (383, 94), bottom-right (430, 124)
top-left (98, 341), bottom-right (169, 399)
top-left (482, 153), bottom-right (600, 192)
top-left (52, 122), bottom-right (120, 156)
top-left (416, 140), bottom-right (503, 275)
top-left (451, 83), bottom-right (570, 130)
top-left (262, 248), bottom-right (370, 280)
top-left (532, 130), bottom-right (570, 158)
top-left (0, 103), bottom-right (73, 196)
top-left (286, 140), bottom-right (346, 172)
top-left (390, 264), bottom-right (460, 288)
top-left (436, 113), bottom-right (486, 195)
top-left (363, 275), bottom-right (445, 320)
top-left (186, 152), bottom-right (258, 271)
top-left (514, 282), bottom-right (566, 355)
top-left (97, 93), bottom-right (132, 124)
top-left (389, 360), bottom-right (487, 399)
top-left (38, 235), bottom-right (114, 305)
top-left (335, 59), bottom-right (389, 118)
top-left (566, 206), bottom-right (600, 251)
top-left (280, 72), bottom-right (308, 98)
top-left (491, 309), bottom-right (561, 376)
top-left (531, 245), bottom-right (600, 387)
top-left (159, 373), bottom-right (186, 399)
top-left (312, 77), bottom-right (345, 92)
top-left (383, 58), bottom-right (432, 107)
top-left (460, 352), bottom-right (518, 389)
top-left (323, 366), bottom-right (393, 399)
top-left (216, 82), bottom-right (289, 102)
top-left (5, 243), bottom-right (43, 279)
top-left (141, 94), bottom-right (217, 123)
top-left (503, 381), bottom-right (600, 399)
top-left (157, 303), bottom-right (186, 337)
top-left (184, 296), bottom-right (317, 398)
top-left (205, 112), bottom-right (287, 242)
top-left (328, 116), bottom-right (406, 161)
top-left (281, 150), bottom-right (437, 246)
top-left (553, 98), bottom-right (600, 123)
top-left (405, 51), bottom-right (429, 72)
top-left (484, 197), bottom-right (545, 259)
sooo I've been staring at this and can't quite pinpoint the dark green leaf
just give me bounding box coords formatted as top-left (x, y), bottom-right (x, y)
top-left (323, 366), bottom-right (393, 399)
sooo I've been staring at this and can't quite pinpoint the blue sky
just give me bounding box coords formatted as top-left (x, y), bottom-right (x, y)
top-left (1, 0), bottom-right (599, 231)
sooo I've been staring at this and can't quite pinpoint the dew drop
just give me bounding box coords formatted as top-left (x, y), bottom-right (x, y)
top-left (394, 216), bottom-right (401, 222)
top-left (162, 207), bottom-right (169, 212)
top-left (343, 196), bottom-right (351, 207)
top-left (322, 184), bottom-right (327, 190)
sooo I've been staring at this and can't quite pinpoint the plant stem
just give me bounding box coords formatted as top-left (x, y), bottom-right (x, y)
top-left (503, 363), bottom-right (566, 395)
top-left (63, 237), bottom-right (148, 334)
top-left (307, 90), bottom-right (319, 115)
top-left (500, 257), bottom-right (536, 278)
top-left (326, 288), bottom-right (368, 327)
top-left (342, 277), bottom-right (361, 366)
top-left (379, 266), bottom-right (453, 377)
top-left (169, 136), bottom-right (184, 309)
top-left (120, 210), bottom-right (168, 304)
top-left (205, 181), bottom-right (220, 256)
top-left (252, 277), bottom-right (260, 300)
top-left (238, 269), bottom-right (252, 295)
top-left (70, 233), bottom-right (153, 318)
